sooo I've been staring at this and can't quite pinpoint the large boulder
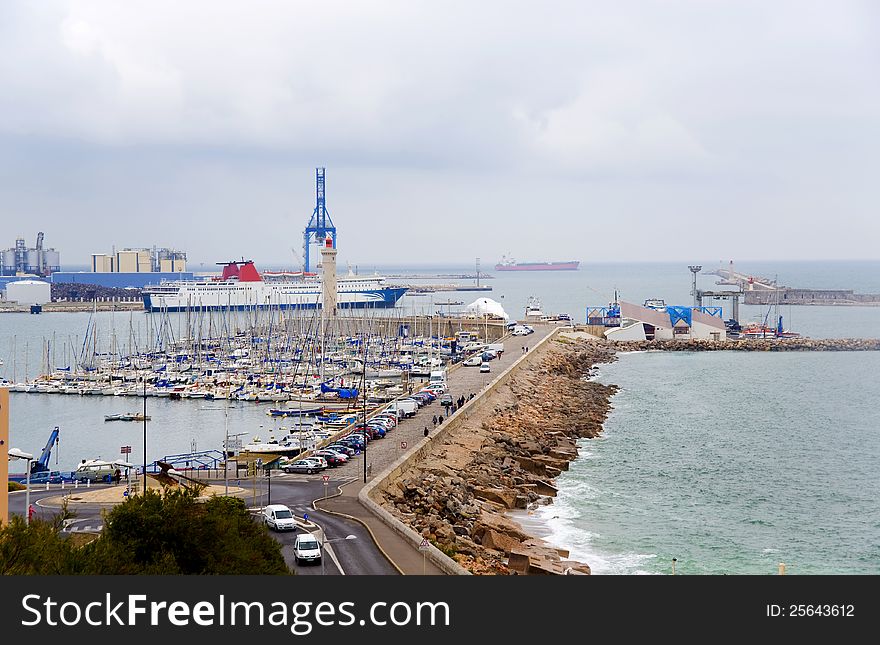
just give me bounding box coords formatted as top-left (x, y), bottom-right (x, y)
top-left (474, 487), bottom-right (518, 509)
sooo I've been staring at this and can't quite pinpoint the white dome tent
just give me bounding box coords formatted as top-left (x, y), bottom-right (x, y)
top-left (465, 297), bottom-right (509, 320)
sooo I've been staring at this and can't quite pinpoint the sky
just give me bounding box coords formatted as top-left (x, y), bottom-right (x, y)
top-left (0, 0), bottom-right (878, 269)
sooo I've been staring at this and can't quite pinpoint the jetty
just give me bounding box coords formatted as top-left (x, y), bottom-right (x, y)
top-left (707, 265), bottom-right (880, 306)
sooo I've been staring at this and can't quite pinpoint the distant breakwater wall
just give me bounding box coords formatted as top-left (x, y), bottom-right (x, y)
top-left (610, 338), bottom-right (880, 352)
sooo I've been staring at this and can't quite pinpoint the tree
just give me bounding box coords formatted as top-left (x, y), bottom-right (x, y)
top-left (83, 489), bottom-right (290, 574)
top-left (0, 513), bottom-right (81, 575)
top-left (0, 489), bottom-right (290, 575)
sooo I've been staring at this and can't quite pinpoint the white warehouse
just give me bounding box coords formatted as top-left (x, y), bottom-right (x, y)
top-left (5, 279), bottom-right (51, 306)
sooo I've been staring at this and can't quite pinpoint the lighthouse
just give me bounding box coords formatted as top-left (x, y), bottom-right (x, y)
top-left (320, 234), bottom-right (338, 336)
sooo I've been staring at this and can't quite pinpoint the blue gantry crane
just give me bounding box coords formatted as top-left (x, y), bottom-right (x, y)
top-left (302, 167), bottom-right (337, 273)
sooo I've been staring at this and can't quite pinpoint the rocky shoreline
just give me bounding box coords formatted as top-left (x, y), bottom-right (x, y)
top-left (610, 337), bottom-right (880, 351)
top-left (375, 336), bottom-right (617, 575)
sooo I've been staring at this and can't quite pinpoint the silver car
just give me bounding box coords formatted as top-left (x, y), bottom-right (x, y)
top-left (283, 459), bottom-right (322, 474)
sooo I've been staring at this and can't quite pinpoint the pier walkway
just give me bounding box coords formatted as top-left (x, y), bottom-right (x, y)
top-left (315, 323), bottom-right (558, 574)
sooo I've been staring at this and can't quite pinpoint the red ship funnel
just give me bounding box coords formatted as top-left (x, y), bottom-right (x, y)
top-left (220, 262), bottom-right (240, 281)
top-left (238, 261), bottom-right (262, 282)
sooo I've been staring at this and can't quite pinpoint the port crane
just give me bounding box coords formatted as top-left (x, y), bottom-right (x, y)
top-left (302, 167), bottom-right (336, 273)
top-left (31, 426), bottom-right (60, 473)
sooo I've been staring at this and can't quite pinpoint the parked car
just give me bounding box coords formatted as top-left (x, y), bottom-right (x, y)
top-left (480, 362), bottom-right (491, 373)
top-left (481, 350), bottom-right (497, 362)
top-left (326, 444), bottom-right (356, 457)
top-left (360, 425), bottom-right (385, 439)
top-left (293, 533), bottom-right (322, 565)
top-left (314, 450), bottom-right (348, 466)
top-left (263, 504), bottom-right (296, 531)
top-left (340, 435), bottom-right (367, 449)
top-left (371, 414), bottom-right (398, 427)
top-left (462, 355), bottom-right (483, 367)
top-left (301, 456), bottom-right (328, 470)
top-left (19, 470), bottom-right (67, 485)
top-left (439, 394), bottom-right (453, 406)
top-left (283, 460), bottom-right (323, 475)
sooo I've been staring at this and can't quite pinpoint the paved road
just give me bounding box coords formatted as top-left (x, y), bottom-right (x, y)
top-left (11, 476), bottom-right (398, 575)
top-left (252, 475), bottom-right (399, 575)
top-left (10, 485), bottom-right (110, 529)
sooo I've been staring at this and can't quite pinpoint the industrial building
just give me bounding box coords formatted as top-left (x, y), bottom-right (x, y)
top-left (90, 246), bottom-right (186, 273)
top-left (48, 246), bottom-right (194, 289)
top-left (51, 270), bottom-right (194, 290)
top-left (0, 233), bottom-right (60, 276)
top-left (5, 279), bottom-right (51, 306)
top-left (588, 300), bottom-right (727, 341)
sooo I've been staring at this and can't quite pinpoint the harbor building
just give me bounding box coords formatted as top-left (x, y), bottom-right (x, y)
top-left (90, 247), bottom-right (186, 273)
top-left (54, 246), bottom-right (192, 289)
top-left (591, 300), bottom-right (727, 341)
top-left (4, 279), bottom-right (51, 306)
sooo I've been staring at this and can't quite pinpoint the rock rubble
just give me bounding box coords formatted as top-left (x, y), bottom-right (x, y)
top-left (376, 338), bottom-right (617, 575)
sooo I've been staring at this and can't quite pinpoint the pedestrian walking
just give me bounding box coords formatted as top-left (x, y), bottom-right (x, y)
top-left (438, 415), bottom-right (444, 425)
top-left (424, 427), bottom-right (430, 437)
top-left (432, 414), bottom-right (437, 428)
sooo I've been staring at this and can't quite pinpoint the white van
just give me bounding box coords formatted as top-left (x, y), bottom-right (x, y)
top-left (263, 504), bottom-right (296, 531)
top-left (74, 459), bottom-right (116, 483)
top-left (429, 369), bottom-right (447, 386)
top-left (388, 399), bottom-right (418, 417)
top-left (396, 399), bottom-right (419, 417)
top-left (293, 533), bottom-right (322, 565)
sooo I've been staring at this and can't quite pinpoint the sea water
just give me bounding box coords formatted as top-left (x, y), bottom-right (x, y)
top-left (2, 261), bottom-right (879, 573)
top-left (532, 350), bottom-right (880, 574)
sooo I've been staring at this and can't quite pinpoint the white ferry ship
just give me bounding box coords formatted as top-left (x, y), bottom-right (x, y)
top-left (142, 260), bottom-right (407, 312)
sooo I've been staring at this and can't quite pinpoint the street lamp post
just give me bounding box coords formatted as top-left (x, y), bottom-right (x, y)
top-left (321, 534), bottom-right (357, 576)
top-left (9, 448), bottom-right (34, 525)
top-left (143, 378), bottom-right (148, 493)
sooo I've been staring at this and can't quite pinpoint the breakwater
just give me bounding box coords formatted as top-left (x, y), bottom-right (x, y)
top-left (610, 338), bottom-right (880, 352)
top-left (372, 336), bottom-right (618, 574)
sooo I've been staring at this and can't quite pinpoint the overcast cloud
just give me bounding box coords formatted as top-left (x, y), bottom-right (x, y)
top-left (0, 1), bottom-right (877, 267)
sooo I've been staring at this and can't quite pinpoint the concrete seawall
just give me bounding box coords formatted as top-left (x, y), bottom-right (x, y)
top-left (359, 327), bottom-right (563, 575)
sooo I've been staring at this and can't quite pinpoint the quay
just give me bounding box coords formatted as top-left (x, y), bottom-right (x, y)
top-left (707, 265), bottom-right (880, 306)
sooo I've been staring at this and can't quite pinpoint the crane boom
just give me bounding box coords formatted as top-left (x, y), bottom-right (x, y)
top-left (33, 426), bottom-right (59, 473)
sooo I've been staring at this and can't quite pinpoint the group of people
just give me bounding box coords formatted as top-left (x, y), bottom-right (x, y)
top-left (422, 391), bottom-right (480, 437)
top-left (442, 393), bottom-right (476, 416)
top-left (520, 345), bottom-right (530, 354)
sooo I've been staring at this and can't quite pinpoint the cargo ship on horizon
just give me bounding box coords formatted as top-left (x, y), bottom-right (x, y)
top-left (494, 255), bottom-right (579, 272)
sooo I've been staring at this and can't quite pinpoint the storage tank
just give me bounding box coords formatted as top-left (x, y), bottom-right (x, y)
top-left (6, 279), bottom-right (51, 305)
top-left (24, 250), bottom-right (42, 274)
top-left (1, 250), bottom-right (16, 275)
top-left (44, 249), bottom-right (61, 273)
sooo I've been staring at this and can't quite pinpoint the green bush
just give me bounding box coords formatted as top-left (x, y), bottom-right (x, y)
top-left (8, 482), bottom-right (26, 492)
top-left (0, 489), bottom-right (289, 575)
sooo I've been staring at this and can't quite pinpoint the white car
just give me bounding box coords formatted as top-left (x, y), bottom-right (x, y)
top-left (294, 533), bottom-right (323, 565)
top-left (263, 504), bottom-right (296, 531)
top-left (302, 456), bottom-right (328, 470)
top-left (480, 362), bottom-right (491, 373)
top-left (463, 355), bottom-right (483, 367)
